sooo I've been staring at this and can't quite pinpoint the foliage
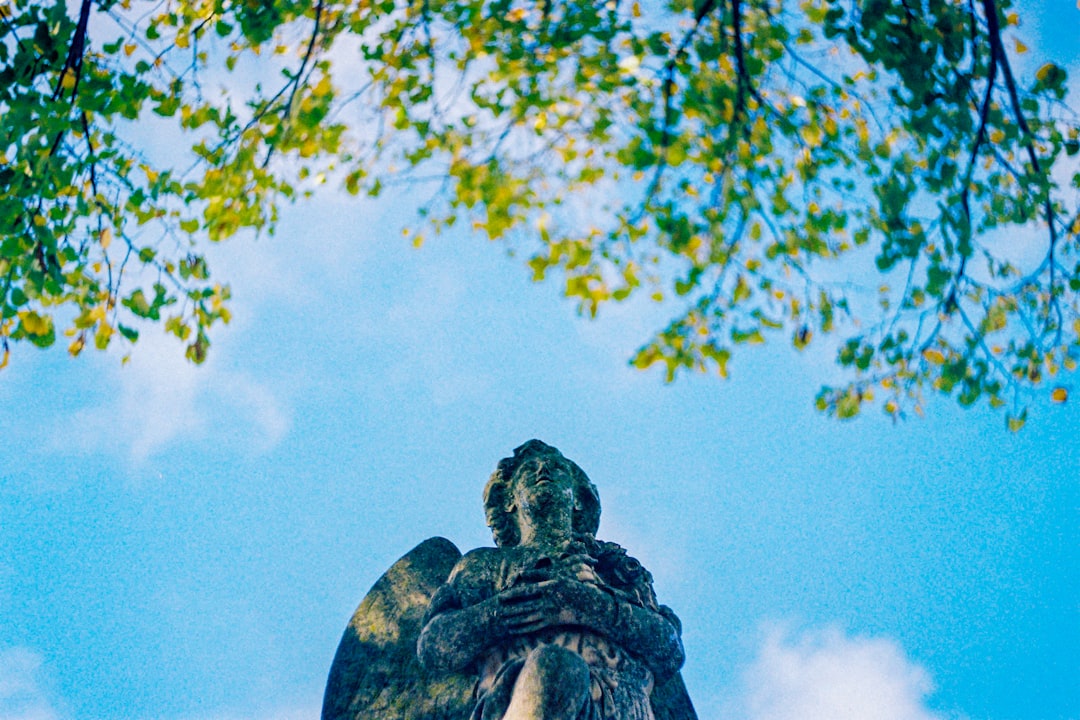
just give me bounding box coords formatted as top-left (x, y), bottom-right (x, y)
top-left (1, 0), bottom-right (1077, 427)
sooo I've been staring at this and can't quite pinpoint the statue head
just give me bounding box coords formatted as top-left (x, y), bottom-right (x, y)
top-left (483, 440), bottom-right (601, 547)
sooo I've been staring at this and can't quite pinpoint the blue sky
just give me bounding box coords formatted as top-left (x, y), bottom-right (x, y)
top-left (2, 3), bottom-right (1079, 720)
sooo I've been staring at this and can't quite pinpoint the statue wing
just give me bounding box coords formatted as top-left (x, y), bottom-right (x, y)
top-left (651, 672), bottom-right (698, 720)
top-left (322, 536), bottom-right (475, 720)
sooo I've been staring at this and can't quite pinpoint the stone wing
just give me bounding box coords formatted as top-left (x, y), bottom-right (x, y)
top-left (322, 537), bottom-right (475, 720)
top-left (651, 672), bottom-right (699, 720)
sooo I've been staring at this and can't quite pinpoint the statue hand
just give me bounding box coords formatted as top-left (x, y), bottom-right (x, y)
top-left (516, 553), bottom-right (599, 585)
top-left (496, 578), bottom-right (608, 636)
top-left (556, 553), bottom-right (601, 584)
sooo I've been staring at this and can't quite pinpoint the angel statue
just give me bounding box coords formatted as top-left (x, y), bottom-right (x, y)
top-left (322, 440), bottom-right (696, 720)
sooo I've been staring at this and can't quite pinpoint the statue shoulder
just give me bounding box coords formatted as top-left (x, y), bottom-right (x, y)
top-left (443, 545), bottom-right (511, 592)
top-left (449, 546), bottom-right (504, 577)
top-left (458, 545), bottom-right (503, 563)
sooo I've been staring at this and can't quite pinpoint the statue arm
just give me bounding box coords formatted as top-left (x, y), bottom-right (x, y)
top-left (610, 592), bottom-right (685, 680)
top-left (416, 583), bottom-right (506, 673)
top-left (496, 578), bottom-right (686, 680)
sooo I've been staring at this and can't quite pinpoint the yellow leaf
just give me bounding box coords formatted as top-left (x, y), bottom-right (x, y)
top-left (0, 349), bottom-right (8, 370)
top-left (69, 335), bottom-right (85, 357)
top-left (17, 310), bottom-right (49, 335)
top-left (1015, 38), bottom-right (1028, 54)
top-left (922, 348), bottom-right (946, 365)
top-left (618, 54), bottom-right (641, 75)
top-left (94, 322), bottom-right (114, 350)
top-left (1051, 387), bottom-right (1068, 403)
top-left (33, 214), bottom-right (47, 227)
top-left (100, 227), bottom-right (112, 250)
top-left (800, 123), bottom-right (823, 147)
top-left (855, 118), bottom-right (869, 144)
top-left (123, 42), bottom-right (137, 56)
top-left (1006, 12), bottom-right (1019, 25)
top-left (311, 74), bottom-right (333, 97)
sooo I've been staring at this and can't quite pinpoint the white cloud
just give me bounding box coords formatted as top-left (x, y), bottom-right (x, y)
top-left (0, 647), bottom-right (61, 720)
top-left (52, 327), bottom-right (289, 467)
top-left (735, 624), bottom-right (950, 720)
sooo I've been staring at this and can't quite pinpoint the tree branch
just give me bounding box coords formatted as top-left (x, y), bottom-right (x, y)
top-left (651, 0), bottom-right (719, 186)
top-left (981, 0), bottom-right (1060, 323)
top-left (53, 0), bottom-right (92, 102)
top-left (262, 0), bottom-right (326, 167)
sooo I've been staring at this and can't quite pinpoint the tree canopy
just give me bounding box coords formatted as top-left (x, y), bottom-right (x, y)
top-left (1, 0), bottom-right (1077, 427)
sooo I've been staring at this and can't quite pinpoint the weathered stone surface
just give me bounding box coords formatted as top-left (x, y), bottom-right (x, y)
top-left (323, 441), bottom-right (696, 720)
top-left (651, 674), bottom-right (697, 720)
top-left (322, 537), bottom-right (474, 720)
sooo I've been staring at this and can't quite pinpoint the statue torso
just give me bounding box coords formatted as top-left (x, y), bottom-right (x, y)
top-left (445, 542), bottom-right (659, 720)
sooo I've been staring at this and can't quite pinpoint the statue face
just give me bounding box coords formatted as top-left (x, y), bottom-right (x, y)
top-left (508, 453), bottom-right (576, 531)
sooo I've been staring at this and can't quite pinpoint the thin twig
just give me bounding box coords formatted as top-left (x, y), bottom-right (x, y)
top-left (263, 0), bottom-right (326, 167)
top-left (982, 0), bottom-right (1060, 331)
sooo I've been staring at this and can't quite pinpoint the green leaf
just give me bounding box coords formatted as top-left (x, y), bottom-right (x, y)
top-left (1006, 409), bottom-right (1027, 433)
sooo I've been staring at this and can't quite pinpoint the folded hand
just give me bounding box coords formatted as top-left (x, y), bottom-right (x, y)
top-left (495, 578), bottom-right (606, 636)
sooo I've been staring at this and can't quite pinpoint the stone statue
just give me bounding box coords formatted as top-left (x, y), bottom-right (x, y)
top-left (322, 440), bottom-right (696, 720)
